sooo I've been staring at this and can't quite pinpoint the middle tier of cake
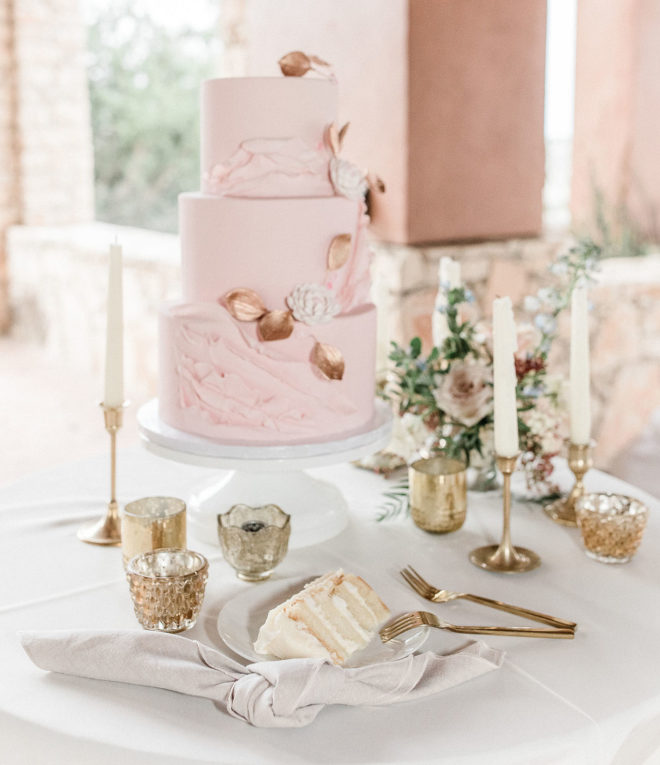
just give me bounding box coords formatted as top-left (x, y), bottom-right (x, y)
top-left (158, 301), bottom-right (377, 445)
top-left (179, 193), bottom-right (371, 312)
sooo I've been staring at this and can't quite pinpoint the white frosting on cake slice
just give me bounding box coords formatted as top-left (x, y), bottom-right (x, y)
top-left (254, 569), bottom-right (390, 665)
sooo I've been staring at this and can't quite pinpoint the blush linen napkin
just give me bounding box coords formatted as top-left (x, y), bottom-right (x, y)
top-left (20, 630), bottom-right (503, 728)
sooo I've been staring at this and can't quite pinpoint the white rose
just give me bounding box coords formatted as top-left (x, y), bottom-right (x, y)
top-left (387, 413), bottom-right (430, 464)
top-left (329, 156), bottom-right (368, 201)
top-left (286, 283), bottom-right (340, 326)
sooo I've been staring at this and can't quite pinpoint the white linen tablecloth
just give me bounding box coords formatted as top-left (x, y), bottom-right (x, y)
top-left (1, 447), bottom-right (659, 764)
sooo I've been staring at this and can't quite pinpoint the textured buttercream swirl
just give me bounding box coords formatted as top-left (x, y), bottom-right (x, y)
top-left (203, 137), bottom-right (335, 198)
top-left (171, 304), bottom-right (361, 440)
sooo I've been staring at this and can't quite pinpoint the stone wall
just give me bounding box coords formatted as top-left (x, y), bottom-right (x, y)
top-left (372, 238), bottom-right (660, 471)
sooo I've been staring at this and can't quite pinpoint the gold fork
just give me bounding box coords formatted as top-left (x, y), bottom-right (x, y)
top-left (380, 611), bottom-right (575, 642)
top-left (401, 566), bottom-right (577, 630)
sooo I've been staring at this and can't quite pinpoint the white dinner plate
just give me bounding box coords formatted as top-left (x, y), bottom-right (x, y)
top-left (217, 575), bottom-right (430, 668)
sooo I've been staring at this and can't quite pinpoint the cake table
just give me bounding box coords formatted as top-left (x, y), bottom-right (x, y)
top-left (137, 398), bottom-right (392, 548)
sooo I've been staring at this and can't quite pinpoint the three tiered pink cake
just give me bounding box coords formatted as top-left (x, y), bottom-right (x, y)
top-left (158, 74), bottom-right (378, 445)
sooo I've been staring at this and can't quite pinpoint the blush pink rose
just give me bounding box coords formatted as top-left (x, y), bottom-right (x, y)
top-left (434, 361), bottom-right (493, 427)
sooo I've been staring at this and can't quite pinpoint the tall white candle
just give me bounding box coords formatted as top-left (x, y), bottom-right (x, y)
top-left (103, 243), bottom-right (124, 408)
top-left (432, 257), bottom-right (461, 347)
top-left (493, 296), bottom-right (519, 457)
top-left (569, 284), bottom-right (591, 444)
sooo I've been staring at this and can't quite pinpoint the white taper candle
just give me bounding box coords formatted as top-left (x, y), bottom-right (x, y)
top-left (569, 283), bottom-right (591, 444)
top-left (432, 257), bottom-right (461, 347)
top-left (103, 243), bottom-right (124, 408)
top-left (493, 296), bottom-right (519, 457)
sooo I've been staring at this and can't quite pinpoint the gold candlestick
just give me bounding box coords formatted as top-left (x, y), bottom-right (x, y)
top-left (544, 441), bottom-right (593, 527)
top-left (469, 454), bottom-right (541, 573)
top-left (77, 402), bottom-right (127, 545)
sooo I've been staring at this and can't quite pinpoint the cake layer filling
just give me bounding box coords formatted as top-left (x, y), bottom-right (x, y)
top-left (158, 302), bottom-right (377, 445)
top-left (201, 77), bottom-right (337, 187)
top-left (179, 193), bottom-right (371, 312)
top-left (254, 571), bottom-right (390, 665)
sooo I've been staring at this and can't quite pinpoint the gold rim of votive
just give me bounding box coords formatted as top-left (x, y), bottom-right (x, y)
top-left (410, 456), bottom-right (467, 477)
top-left (126, 548), bottom-right (208, 580)
top-left (124, 496), bottom-right (186, 519)
top-left (218, 503), bottom-right (291, 530)
top-left (575, 492), bottom-right (648, 518)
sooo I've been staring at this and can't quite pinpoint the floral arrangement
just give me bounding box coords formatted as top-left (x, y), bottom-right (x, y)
top-left (382, 238), bottom-right (602, 499)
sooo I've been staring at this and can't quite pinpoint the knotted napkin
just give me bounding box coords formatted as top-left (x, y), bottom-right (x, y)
top-left (20, 630), bottom-right (503, 728)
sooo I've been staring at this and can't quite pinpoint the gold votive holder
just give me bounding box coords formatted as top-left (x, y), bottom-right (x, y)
top-left (218, 504), bottom-right (290, 581)
top-left (409, 456), bottom-right (467, 533)
top-left (126, 548), bottom-right (209, 632)
top-left (576, 493), bottom-right (648, 564)
top-left (121, 497), bottom-right (186, 568)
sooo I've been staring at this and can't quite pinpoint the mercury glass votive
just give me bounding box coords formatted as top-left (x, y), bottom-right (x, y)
top-left (218, 504), bottom-right (291, 581)
top-left (575, 493), bottom-right (648, 564)
top-left (409, 456), bottom-right (467, 533)
top-left (126, 548), bottom-right (208, 632)
top-left (121, 496), bottom-right (186, 568)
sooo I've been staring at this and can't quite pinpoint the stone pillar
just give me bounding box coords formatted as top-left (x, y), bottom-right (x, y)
top-left (571, 0), bottom-right (660, 241)
top-left (238, 0), bottom-right (547, 244)
top-left (0, 0), bottom-right (94, 331)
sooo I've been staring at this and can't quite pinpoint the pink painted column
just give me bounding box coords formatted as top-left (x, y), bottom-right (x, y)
top-left (571, 0), bottom-right (660, 240)
top-left (240, 0), bottom-right (547, 245)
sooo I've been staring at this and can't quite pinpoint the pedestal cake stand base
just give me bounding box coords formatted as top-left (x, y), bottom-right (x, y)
top-left (137, 399), bottom-right (392, 549)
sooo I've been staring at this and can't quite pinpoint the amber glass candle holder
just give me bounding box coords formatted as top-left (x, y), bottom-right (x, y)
top-left (218, 504), bottom-right (290, 581)
top-left (126, 548), bottom-right (208, 633)
top-left (576, 493), bottom-right (648, 564)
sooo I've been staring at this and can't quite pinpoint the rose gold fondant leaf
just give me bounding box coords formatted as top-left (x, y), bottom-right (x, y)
top-left (224, 288), bottom-right (267, 321)
top-left (258, 310), bottom-right (295, 341)
top-left (368, 173), bottom-right (386, 193)
top-left (309, 54), bottom-right (331, 67)
top-left (327, 233), bottom-right (352, 270)
top-left (278, 51), bottom-right (311, 77)
top-left (338, 122), bottom-right (350, 148)
top-left (311, 342), bottom-right (345, 380)
top-left (325, 123), bottom-right (341, 156)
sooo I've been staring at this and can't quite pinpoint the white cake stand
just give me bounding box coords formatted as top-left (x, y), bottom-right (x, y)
top-left (137, 399), bottom-right (392, 549)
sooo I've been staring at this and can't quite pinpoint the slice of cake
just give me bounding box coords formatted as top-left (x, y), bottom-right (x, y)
top-left (254, 570), bottom-right (390, 665)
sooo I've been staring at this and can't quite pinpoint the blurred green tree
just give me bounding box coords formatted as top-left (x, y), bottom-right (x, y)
top-left (87, 4), bottom-right (216, 232)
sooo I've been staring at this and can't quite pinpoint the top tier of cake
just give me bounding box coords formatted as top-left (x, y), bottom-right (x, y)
top-left (201, 78), bottom-right (338, 198)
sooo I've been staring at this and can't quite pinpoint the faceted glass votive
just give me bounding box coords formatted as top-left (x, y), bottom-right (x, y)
top-left (122, 497), bottom-right (186, 568)
top-left (126, 548), bottom-right (208, 632)
top-left (409, 456), bottom-right (467, 533)
top-left (576, 493), bottom-right (648, 564)
top-left (218, 504), bottom-right (290, 581)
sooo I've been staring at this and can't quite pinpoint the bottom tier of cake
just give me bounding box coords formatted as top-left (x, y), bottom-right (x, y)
top-left (158, 301), bottom-right (377, 445)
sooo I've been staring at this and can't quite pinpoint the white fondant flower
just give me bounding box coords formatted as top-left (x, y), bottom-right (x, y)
top-left (329, 156), bottom-right (368, 201)
top-left (286, 283), bottom-right (340, 325)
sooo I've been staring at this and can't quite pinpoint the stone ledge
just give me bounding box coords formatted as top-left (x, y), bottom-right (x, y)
top-left (8, 221), bottom-right (179, 401)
